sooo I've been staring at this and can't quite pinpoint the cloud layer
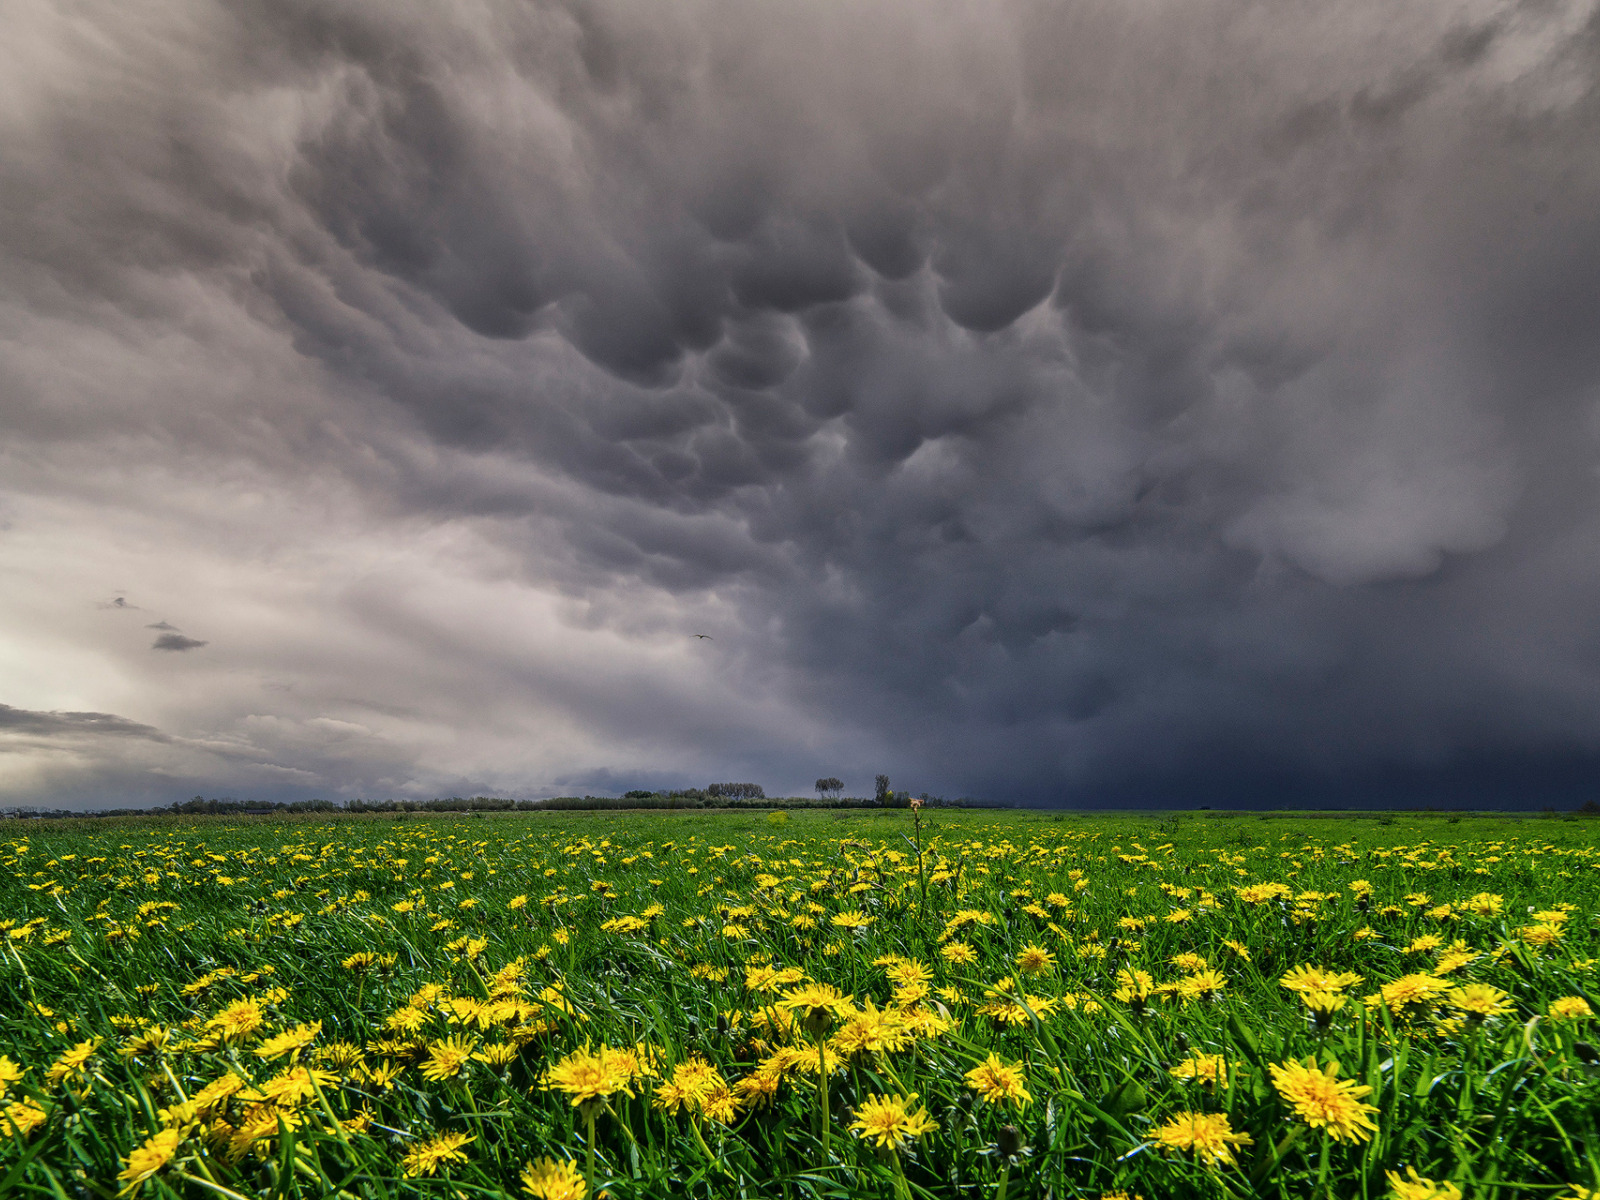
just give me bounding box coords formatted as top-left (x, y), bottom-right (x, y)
top-left (4, 0), bottom-right (1600, 807)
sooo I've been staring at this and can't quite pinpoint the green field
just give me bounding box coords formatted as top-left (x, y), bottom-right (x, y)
top-left (2, 808), bottom-right (1596, 1200)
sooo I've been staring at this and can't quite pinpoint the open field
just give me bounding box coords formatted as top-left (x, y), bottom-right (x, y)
top-left (2, 809), bottom-right (1596, 1199)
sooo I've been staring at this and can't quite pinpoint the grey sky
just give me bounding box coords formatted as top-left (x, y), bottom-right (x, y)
top-left (4, 0), bottom-right (1600, 807)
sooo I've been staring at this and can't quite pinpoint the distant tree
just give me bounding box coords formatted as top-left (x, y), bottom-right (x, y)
top-left (815, 776), bottom-right (843, 800)
top-left (623, 790), bottom-right (657, 800)
top-left (874, 774), bottom-right (891, 805)
top-left (707, 782), bottom-right (766, 801)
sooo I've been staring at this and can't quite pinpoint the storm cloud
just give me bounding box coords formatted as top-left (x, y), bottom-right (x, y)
top-left (4, 0), bottom-right (1600, 807)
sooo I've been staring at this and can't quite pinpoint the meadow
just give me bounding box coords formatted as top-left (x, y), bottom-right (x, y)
top-left (1, 807), bottom-right (1596, 1200)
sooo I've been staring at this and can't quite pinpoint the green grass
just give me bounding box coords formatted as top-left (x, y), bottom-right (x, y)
top-left (1, 808), bottom-right (1596, 1200)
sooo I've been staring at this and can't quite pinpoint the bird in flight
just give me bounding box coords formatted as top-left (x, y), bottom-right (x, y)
top-left (693, 633), bottom-right (713, 640)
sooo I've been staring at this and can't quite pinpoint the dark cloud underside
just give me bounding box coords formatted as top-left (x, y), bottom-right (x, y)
top-left (4, 0), bottom-right (1600, 806)
top-left (0, 705), bottom-right (167, 743)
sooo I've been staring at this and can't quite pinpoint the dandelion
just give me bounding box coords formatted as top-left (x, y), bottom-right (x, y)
top-left (477, 1042), bottom-right (520, 1069)
top-left (849, 1092), bottom-right (938, 1150)
top-left (779, 982), bottom-right (854, 1021)
top-left (831, 910), bottom-right (874, 930)
top-left (1268, 1058), bottom-right (1379, 1142)
top-left (116, 1127), bottom-right (183, 1195)
top-left (544, 1044), bottom-right (636, 1108)
top-left (253, 1021), bottom-right (321, 1061)
top-left (1548, 996), bottom-right (1593, 1022)
top-left (1373, 973), bottom-right (1452, 1018)
top-left (207, 999), bottom-right (265, 1043)
top-left (0, 1055), bottom-right (25, 1098)
top-left (46, 1039), bottom-right (99, 1088)
top-left (189, 1072), bottom-right (246, 1117)
top-left (1446, 984), bottom-right (1512, 1023)
top-left (401, 1130), bottom-right (474, 1177)
top-left (2, 1098), bottom-right (48, 1139)
top-left (1015, 944), bottom-right (1055, 975)
top-left (965, 1054), bottom-right (1032, 1108)
top-left (242, 1065), bottom-right (337, 1108)
top-left (941, 941), bottom-right (978, 965)
top-left (1386, 1165), bottom-right (1462, 1200)
top-left (652, 1056), bottom-right (724, 1115)
top-left (1280, 965), bottom-right (1364, 994)
top-left (522, 1157), bottom-right (588, 1200)
top-left (1151, 1111), bottom-right (1253, 1167)
top-left (1169, 1054), bottom-right (1228, 1087)
top-left (360, 1061), bottom-right (406, 1090)
top-left (1463, 893), bottom-right (1505, 917)
top-left (1176, 969), bottom-right (1227, 1002)
top-left (834, 1000), bottom-right (915, 1056)
top-left (420, 1034), bottom-right (478, 1082)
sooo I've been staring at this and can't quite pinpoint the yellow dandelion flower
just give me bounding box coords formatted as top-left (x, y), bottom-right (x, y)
top-left (1385, 1165), bottom-right (1462, 1200)
top-left (401, 1130), bottom-right (474, 1177)
top-left (941, 941), bottom-right (978, 965)
top-left (543, 1045), bottom-right (636, 1106)
top-left (1268, 1058), bottom-right (1379, 1142)
top-left (1176, 969), bottom-right (1227, 1002)
top-left (252, 1021), bottom-right (321, 1061)
top-left (240, 1065), bottom-right (337, 1108)
top-left (964, 1054), bottom-right (1032, 1108)
top-left (849, 1092), bottom-right (938, 1151)
top-left (117, 1127), bottom-right (183, 1195)
top-left (2, 1098), bottom-right (48, 1139)
top-left (1279, 965), bottom-right (1363, 994)
top-left (1169, 1054), bottom-right (1228, 1087)
top-left (779, 982), bottom-right (854, 1014)
top-left (521, 1156), bottom-right (587, 1200)
top-left (46, 1039), bottom-right (100, 1087)
top-left (1151, 1111), bottom-right (1253, 1167)
top-left (206, 999), bottom-right (265, 1043)
top-left (1374, 973), bottom-right (1452, 1017)
top-left (1548, 996), bottom-right (1593, 1022)
top-left (1015, 945), bottom-right (1055, 975)
top-left (1446, 984), bottom-right (1512, 1023)
top-left (420, 1034), bottom-right (478, 1082)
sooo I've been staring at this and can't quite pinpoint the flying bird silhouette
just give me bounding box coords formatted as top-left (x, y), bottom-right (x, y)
top-left (693, 633), bottom-right (712, 640)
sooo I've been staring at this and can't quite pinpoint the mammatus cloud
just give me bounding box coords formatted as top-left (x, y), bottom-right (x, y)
top-left (3, 0), bottom-right (1600, 807)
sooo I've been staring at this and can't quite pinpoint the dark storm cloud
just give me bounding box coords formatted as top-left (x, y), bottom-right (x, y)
top-left (152, 633), bottom-right (208, 652)
top-left (6, 0), bottom-right (1600, 805)
top-left (0, 704), bottom-right (168, 743)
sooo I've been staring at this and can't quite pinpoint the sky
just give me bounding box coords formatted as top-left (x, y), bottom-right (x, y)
top-left (4, 0), bottom-right (1600, 810)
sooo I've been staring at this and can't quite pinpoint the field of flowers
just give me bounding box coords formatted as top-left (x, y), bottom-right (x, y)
top-left (1, 807), bottom-right (1596, 1200)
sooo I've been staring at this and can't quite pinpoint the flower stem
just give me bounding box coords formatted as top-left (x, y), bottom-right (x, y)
top-left (816, 1034), bottom-right (831, 1161)
top-left (889, 1149), bottom-right (912, 1200)
top-left (584, 1109), bottom-right (597, 1194)
top-left (996, 1163), bottom-right (1011, 1200)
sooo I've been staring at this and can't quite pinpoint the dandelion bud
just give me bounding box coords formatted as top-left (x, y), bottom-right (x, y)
top-left (800, 1005), bottom-right (833, 1040)
top-left (997, 1124), bottom-right (1024, 1160)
